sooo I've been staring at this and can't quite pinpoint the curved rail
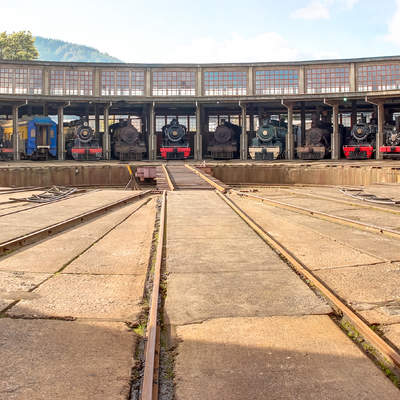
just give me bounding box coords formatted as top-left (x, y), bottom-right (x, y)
top-left (141, 190), bottom-right (166, 400)
top-left (233, 190), bottom-right (400, 241)
top-left (278, 188), bottom-right (400, 216)
top-left (0, 190), bottom-right (152, 256)
top-left (217, 190), bottom-right (400, 368)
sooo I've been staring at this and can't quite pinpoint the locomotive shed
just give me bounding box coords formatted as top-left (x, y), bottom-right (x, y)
top-left (1, 56), bottom-right (400, 400)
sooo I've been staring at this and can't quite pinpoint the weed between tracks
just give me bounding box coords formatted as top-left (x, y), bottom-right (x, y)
top-left (129, 196), bottom-right (176, 400)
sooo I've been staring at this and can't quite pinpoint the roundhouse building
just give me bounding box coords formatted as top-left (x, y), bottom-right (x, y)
top-left (1, 56), bottom-right (400, 161)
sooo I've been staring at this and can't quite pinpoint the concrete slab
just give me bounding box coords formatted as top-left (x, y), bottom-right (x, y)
top-left (231, 195), bottom-right (381, 269)
top-left (315, 262), bottom-right (400, 308)
top-left (382, 323), bottom-right (400, 350)
top-left (0, 199), bottom-right (151, 274)
top-left (65, 199), bottom-right (156, 274)
top-left (165, 270), bottom-right (330, 325)
top-left (174, 315), bottom-right (400, 400)
top-left (167, 238), bottom-right (286, 273)
top-left (0, 190), bottom-right (143, 243)
top-left (0, 271), bottom-right (50, 311)
top-left (0, 319), bottom-right (136, 400)
top-left (8, 274), bottom-right (145, 321)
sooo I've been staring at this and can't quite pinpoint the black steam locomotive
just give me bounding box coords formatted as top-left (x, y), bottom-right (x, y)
top-left (297, 115), bottom-right (331, 160)
top-left (207, 120), bottom-right (240, 159)
top-left (110, 119), bottom-right (146, 161)
top-left (249, 118), bottom-right (288, 160)
top-left (343, 116), bottom-right (375, 159)
top-left (65, 119), bottom-right (102, 161)
top-left (380, 116), bottom-right (400, 158)
top-left (160, 118), bottom-right (190, 159)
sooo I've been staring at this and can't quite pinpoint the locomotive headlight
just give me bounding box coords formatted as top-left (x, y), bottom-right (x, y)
top-left (172, 130), bottom-right (178, 136)
top-left (263, 130), bottom-right (268, 135)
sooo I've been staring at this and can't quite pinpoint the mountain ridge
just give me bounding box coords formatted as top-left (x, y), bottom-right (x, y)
top-left (35, 37), bottom-right (123, 63)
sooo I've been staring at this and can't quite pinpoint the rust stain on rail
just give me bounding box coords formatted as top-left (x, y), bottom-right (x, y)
top-left (217, 190), bottom-right (400, 369)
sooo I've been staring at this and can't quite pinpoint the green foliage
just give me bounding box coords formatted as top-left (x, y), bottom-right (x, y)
top-left (0, 31), bottom-right (39, 60)
top-left (35, 37), bottom-right (122, 63)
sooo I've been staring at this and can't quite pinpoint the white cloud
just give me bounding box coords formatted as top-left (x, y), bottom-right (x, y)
top-left (385, 0), bottom-right (400, 46)
top-left (290, 0), bottom-right (359, 20)
top-left (291, 1), bottom-right (331, 20)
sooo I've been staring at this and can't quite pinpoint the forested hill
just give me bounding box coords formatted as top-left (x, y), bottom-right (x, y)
top-left (35, 37), bottom-right (123, 63)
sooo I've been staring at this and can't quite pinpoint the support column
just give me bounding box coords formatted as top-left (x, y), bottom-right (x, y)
top-left (300, 102), bottom-right (306, 146)
top-left (57, 105), bottom-right (65, 160)
top-left (195, 103), bottom-right (203, 160)
top-left (351, 101), bottom-right (357, 128)
top-left (324, 99), bottom-right (340, 160)
top-left (103, 104), bottom-right (111, 160)
top-left (12, 105), bottom-right (20, 161)
top-left (365, 97), bottom-right (384, 160)
top-left (148, 103), bottom-right (156, 161)
top-left (376, 102), bottom-right (384, 160)
top-left (240, 104), bottom-right (247, 160)
top-left (43, 103), bottom-right (48, 116)
top-left (94, 104), bottom-right (100, 133)
top-left (282, 101), bottom-right (294, 160)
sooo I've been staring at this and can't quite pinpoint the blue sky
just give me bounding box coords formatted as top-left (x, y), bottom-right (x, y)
top-left (1, 0), bottom-right (400, 62)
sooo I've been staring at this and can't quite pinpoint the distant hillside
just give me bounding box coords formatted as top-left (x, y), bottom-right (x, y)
top-left (35, 37), bottom-right (123, 63)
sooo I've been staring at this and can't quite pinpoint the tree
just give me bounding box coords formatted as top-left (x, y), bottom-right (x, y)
top-left (0, 31), bottom-right (39, 60)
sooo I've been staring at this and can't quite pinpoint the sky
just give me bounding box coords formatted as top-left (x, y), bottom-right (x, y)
top-left (1, 0), bottom-right (400, 63)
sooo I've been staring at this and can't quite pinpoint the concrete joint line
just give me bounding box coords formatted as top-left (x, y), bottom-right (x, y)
top-left (216, 190), bottom-right (400, 369)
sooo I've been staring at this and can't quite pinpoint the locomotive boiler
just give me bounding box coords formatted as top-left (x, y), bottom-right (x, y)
top-left (65, 119), bottom-right (102, 161)
top-left (296, 115), bottom-right (331, 160)
top-left (110, 119), bottom-right (146, 161)
top-left (343, 116), bottom-right (376, 159)
top-left (380, 116), bottom-right (400, 158)
top-left (207, 119), bottom-right (240, 159)
top-left (249, 118), bottom-right (287, 160)
top-left (160, 118), bottom-right (190, 159)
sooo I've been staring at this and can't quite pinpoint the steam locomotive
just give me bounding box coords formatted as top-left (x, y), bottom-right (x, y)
top-left (297, 115), bottom-right (331, 160)
top-left (160, 118), bottom-right (190, 159)
top-left (65, 119), bottom-right (102, 161)
top-left (343, 116), bottom-right (375, 159)
top-left (207, 119), bottom-right (240, 159)
top-left (249, 118), bottom-right (288, 160)
top-left (0, 116), bottom-right (57, 161)
top-left (380, 117), bottom-right (400, 158)
top-left (110, 119), bottom-right (146, 161)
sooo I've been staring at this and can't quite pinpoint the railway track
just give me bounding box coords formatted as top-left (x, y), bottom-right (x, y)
top-left (0, 190), bottom-right (152, 256)
top-left (233, 190), bottom-right (400, 241)
top-left (139, 167), bottom-right (400, 398)
top-left (0, 188), bottom-right (97, 218)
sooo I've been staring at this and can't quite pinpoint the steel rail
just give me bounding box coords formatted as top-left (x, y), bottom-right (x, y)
top-left (184, 164), bottom-right (227, 192)
top-left (279, 188), bottom-right (400, 216)
top-left (0, 190), bottom-right (152, 256)
top-left (141, 190), bottom-right (166, 400)
top-left (162, 165), bottom-right (175, 191)
top-left (216, 190), bottom-right (400, 368)
top-left (232, 190), bottom-right (400, 241)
